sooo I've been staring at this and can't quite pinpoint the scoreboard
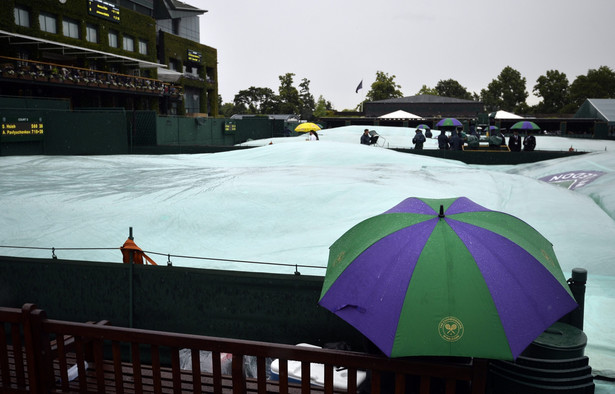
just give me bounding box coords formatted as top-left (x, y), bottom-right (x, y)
top-left (88, 0), bottom-right (120, 23)
top-left (187, 50), bottom-right (202, 64)
top-left (1, 118), bottom-right (45, 141)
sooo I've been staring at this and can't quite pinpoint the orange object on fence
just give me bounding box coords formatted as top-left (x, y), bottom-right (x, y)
top-left (120, 238), bottom-right (157, 265)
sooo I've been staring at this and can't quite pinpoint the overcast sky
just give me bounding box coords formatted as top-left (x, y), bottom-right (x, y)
top-left (194, 0), bottom-right (615, 110)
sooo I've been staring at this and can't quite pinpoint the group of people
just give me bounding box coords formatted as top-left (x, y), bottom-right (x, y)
top-left (425, 129), bottom-right (536, 152)
top-left (362, 128), bottom-right (537, 151)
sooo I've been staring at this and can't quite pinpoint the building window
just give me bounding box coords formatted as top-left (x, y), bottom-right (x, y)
top-left (14, 7), bottom-right (30, 28)
top-left (138, 39), bottom-right (147, 55)
top-left (62, 18), bottom-right (79, 39)
top-left (39, 13), bottom-right (57, 34)
top-left (123, 35), bottom-right (134, 52)
top-left (86, 24), bottom-right (98, 43)
top-left (108, 30), bottom-right (118, 48)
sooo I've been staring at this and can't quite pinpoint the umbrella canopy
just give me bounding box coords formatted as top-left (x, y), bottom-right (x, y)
top-left (416, 124), bottom-right (431, 131)
top-left (379, 110), bottom-right (423, 119)
top-left (489, 126), bottom-right (500, 132)
top-left (295, 122), bottom-right (321, 133)
top-left (511, 121), bottom-right (540, 131)
top-left (436, 118), bottom-right (462, 128)
top-left (489, 110), bottom-right (523, 119)
top-left (318, 197), bottom-right (577, 360)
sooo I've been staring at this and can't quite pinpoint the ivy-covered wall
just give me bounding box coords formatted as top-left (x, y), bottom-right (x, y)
top-left (2, 0), bottom-right (157, 73)
top-left (159, 31), bottom-right (218, 116)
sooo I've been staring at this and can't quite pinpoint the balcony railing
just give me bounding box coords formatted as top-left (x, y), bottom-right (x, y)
top-left (0, 55), bottom-right (182, 97)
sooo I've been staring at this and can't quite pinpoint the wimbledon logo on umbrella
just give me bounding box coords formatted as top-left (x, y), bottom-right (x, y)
top-left (438, 316), bottom-right (464, 342)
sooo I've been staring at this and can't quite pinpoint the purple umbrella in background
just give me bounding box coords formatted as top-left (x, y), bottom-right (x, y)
top-left (436, 118), bottom-right (462, 128)
top-left (511, 121), bottom-right (540, 131)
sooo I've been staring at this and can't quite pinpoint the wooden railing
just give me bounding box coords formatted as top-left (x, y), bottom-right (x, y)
top-left (0, 304), bottom-right (488, 393)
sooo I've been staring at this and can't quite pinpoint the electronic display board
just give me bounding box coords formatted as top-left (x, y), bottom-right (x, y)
top-left (187, 50), bottom-right (202, 64)
top-left (88, 0), bottom-right (120, 23)
top-left (1, 118), bottom-right (45, 141)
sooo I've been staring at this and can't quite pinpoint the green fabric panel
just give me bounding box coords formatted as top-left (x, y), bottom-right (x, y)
top-left (392, 221), bottom-right (512, 359)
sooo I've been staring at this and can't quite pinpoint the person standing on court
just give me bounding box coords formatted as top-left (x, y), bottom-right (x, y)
top-left (523, 131), bottom-right (536, 151)
top-left (412, 129), bottom-right (426, 150)
top-left (438, 130), bottom-right (449, 150)
top-left (361, 129), bottom-right (371, 145)
top-left (508, 130), bottom-right (522, 152)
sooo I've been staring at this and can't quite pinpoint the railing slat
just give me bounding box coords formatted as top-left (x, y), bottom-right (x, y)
top-left (11, 322), bottom-right (26, 388)
top-left (324, 363), bottom-right (333, 394)
top-left (211, 350), bottom-right (222, 394)
top-left (93, 339), bottom-right (105, 392)
top-left (151, 344), bottom-right (162, 394)
top-left (56, 335), bottom-right (69, 391)
top-left (191, 348), bottom-right (202, 394)
top-left (131, 342), bottom-right (142, 392)
top-left (278, 358), bottom-right (288, 394)
top-left (171, 347), bottom-right (181, 393)
top-left (0, 323), bottom-right (10, 386)
top-left (112, 340), bottom-right (124, 394)
top-left (231, 353), bottom-right (245, 394)
top-left (74, 337), bottom-right (88, 393)
top-left (256, 355), bottom-right (267, 393)
top-left (301, 361), bottom-right (310, 393)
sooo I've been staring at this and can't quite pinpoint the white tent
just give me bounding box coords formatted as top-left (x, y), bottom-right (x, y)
top-left (379, 110), bottom-right (423, 119)
top-left (491, 110), bottom-right (523, 119)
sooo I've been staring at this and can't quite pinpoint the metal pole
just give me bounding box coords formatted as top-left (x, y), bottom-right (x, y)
top-left (129, 227), bottom-right (134, 328)
top-left (567, 268), bottom-right (587, 330)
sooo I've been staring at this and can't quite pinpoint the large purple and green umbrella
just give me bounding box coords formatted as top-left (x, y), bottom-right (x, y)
top-left (511, 121), bottom-right (540, 131)
top-left (318, 197), bottom-right (577, 360)
top-left (436, 118), bottom-right (462, 128)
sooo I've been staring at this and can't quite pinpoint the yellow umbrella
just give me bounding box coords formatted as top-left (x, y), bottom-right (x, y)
top-left (294, 122), bottom-right (321, 133)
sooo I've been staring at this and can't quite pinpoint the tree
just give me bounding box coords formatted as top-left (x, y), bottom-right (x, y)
top-left (566, 66), bottom-right (615, 111)
top-left (277, 73), bottom-right (300, 114)
top-left (416, 84), bottom-right (438, 96)
top-left (233, 86), bottom-right (278, 114)
top-left (298, 78), bottom-right (316, 120)
top-left (533, 70), bottom-right (570, 114)
top-left (365, 71), bottom-right (403, 102)
top-left (313, 95), bottom-right (333, 118)
top-left (480, 66), bottom-right (528, 113)
top-left (435, 79), bottom-right (473, 100)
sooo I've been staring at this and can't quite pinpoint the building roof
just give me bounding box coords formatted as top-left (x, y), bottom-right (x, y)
top-left (155, 0), bottom-right (207, 18)
top-left (574, 99), bottom-right (615, 126)
top-left (372, 94), bottom-right (478, 104)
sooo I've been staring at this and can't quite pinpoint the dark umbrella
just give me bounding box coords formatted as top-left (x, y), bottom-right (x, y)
top-left (511, 121), bottom-right (540, 131)
top-left (436, 118), bottom-right (462, 128)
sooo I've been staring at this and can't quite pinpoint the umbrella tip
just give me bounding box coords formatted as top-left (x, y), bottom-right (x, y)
top-left (438, 205), bottom-right (445, 218)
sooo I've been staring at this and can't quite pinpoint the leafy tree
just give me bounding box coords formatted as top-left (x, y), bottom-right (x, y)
top-left (533, 70), bottom-right (570, 114)
top-left (233, 86), bottom-right (278, 114)
top-left (435, 79), bottom-right (472, 100)
top-left (298, 78), bottom-right (316, 120)
top-left (313, 95), bottom-right (333, 118)
top-left (480, 66), bottom-right (528, 113)
top-left (416, 84), bottom-right (438, 96)
top-left (365, 71), bottom-right (403, 102)
top-left (219, 102), bottom-right (236, 118)
top-left (277, 73), bottom-right (300, 114)
top-left (565, 66), bottom-right (615, 111)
